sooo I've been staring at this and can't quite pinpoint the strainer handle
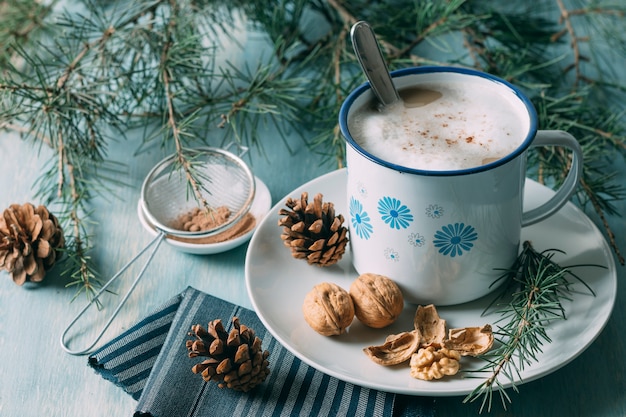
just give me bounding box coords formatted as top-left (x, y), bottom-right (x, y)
top-left (60, 232), bottom-right (165, 355)
top-left (225, 141), bottom-right (249, 157)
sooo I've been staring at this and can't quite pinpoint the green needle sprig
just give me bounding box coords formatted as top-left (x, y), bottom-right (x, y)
top-left (464, 241), bottom-right (600, 413)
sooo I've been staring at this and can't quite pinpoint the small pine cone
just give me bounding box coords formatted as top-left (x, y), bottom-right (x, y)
top-left (186, 317), bottom-right (270, 392)
top-left (278, 192), bottom-right (348, 267)
top-left (0, 203), bottom-right (65, 285)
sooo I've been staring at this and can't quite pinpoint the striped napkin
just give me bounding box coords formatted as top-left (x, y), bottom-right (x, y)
top-left (88, 287), bottom-right (434, 417)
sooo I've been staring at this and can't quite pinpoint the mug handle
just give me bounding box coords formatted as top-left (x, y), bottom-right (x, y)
top-left (522, 130), bottom-right (583, 227)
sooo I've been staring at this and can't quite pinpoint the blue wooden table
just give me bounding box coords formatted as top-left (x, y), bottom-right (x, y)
top-left (1, 117), bottom-right (625, 417)
top-left (1, 25), bottom-right (625, 417)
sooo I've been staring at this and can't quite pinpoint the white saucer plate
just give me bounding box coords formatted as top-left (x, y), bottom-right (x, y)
top-left (138, 176), bottom-right (272, 255)
top-left (245, 168), bottom-right (617, 396)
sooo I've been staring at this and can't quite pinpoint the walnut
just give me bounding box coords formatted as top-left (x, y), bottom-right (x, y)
top-left (350, 273), bottom-right (404, 328)
top-left (302, 282), bottom-right (355, 336)
top-left (409, 346), bottom-right (461, 381)
top-left (362, 303), bottom-right (494, 381)
top-left (445, 324), bottom-right (494, 356)
top-left (363, 330), bottom-right (420, 366)
top-left (413, 304), bottom-right (446, 348)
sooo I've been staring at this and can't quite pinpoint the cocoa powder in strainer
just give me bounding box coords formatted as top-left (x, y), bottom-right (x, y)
top-left (169, 206), bottom-right (256, 244)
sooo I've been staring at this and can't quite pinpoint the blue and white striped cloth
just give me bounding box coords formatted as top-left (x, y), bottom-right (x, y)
top-left (88, 287), bottom-right (434, 417)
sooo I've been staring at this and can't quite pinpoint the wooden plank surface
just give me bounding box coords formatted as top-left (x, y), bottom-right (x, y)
top-left (2, 117), bottom-right (625, 417)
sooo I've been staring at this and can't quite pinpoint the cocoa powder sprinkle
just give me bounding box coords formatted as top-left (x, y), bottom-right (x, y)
top-left (168, 206), bottom-right (256, 244)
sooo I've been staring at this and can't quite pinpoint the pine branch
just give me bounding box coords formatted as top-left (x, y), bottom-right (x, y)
top-left (158, 0), bottom-right (212, 212)
top-left (0, 0), bottom-right (58, 71)
top-left (554, 0), bottom-right (589, 84)
top-left (464, 241), bottom-right (599, 412)
top-left (0, 3), bottom-right (131, 300)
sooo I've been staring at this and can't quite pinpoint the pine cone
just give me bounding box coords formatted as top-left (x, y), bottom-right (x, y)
top-left (278, 192), bottom-right (348, 266)
top-left (0, 203), bottom-right (65, 285)
top-left (186, 317), bottom-right (270, 392)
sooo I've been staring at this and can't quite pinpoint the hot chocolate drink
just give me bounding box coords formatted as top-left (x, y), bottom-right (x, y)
top-left (347, 76), bottom-right (530, 171)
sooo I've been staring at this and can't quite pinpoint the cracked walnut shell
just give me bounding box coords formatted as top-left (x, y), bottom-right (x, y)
top-left (445, 324), bottom-right (494, 356)
top-left (413, 304), bottom-right (446, 348)
top-left (350, 273), bottom-right (404, 329)
top-left (363, 330), bottom-right (420, 366)
top-left (302, 282), bottom-right (355, 336)
top-left (409, 346), bottom-right (461, 381)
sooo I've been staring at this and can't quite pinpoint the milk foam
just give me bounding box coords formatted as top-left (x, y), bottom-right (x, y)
top-left (348, 79), bottom-right (529, 171)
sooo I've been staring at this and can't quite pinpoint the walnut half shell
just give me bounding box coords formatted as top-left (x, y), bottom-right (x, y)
top-left (445, 324), bottom-right (494, 356)
top-left (413, 304), bottom-right (446, 347)
top-left (302, 282), bottom-right (355, 336)
top-left (363, 330), bottom-right (420, 366)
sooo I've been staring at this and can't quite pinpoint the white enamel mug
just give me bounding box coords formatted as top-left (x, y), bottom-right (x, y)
top-left (339, 66), bottom-right (583, 306)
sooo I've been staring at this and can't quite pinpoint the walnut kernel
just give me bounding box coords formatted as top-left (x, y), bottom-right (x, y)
top-left (409, 346), bottom-right (461, 381)
top-left (350, 273), bottom-right (404, 328)
top-left (302, 282), bottom-right (354, 336)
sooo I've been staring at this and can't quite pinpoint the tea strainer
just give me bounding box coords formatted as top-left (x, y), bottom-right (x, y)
top-left (60, 145), bottom-right (255, 355)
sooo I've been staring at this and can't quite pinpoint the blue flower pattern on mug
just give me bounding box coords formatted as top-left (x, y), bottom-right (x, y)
top-left (378, 196), bottom-right (413, 229)
top-left (349, 197), bottom-right (373, 240)
top-left (433, 223), bottom-right (478, 257)
top-left (384, 248), bottom-right (399, 262)
top-left (408, 232), bottom-right (426, 247)
top-left (425, 204), bottom-right (444, 219)
top-left (356, 181), bottom-right (368, 198)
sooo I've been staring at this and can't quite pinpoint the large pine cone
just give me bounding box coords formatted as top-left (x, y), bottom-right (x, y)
top-left (0, 203), bottom-right (65, 285)
top-left (278, 192), bottom-right (348, 267)
top-left (186, 317), bottom-right (270, 392)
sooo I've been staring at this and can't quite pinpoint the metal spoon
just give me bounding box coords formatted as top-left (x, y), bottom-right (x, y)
top-left (350, 21), bottom-right (400, 108)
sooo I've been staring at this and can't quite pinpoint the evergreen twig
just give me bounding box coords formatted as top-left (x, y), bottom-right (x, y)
top-left (463, 241), bottom-right (600, 412)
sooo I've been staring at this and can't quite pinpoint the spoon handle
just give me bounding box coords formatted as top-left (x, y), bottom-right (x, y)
top-left (350, 21), bottom-right (400, 107)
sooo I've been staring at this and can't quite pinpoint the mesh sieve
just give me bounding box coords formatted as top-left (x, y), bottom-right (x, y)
top-left (140, 147), bottom-right (255, 238)
top-left (60, 146), bottom-right (255, 355)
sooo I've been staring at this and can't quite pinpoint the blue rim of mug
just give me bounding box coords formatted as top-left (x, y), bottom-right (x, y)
top-left (339, 66), bottom-right (539, 176)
